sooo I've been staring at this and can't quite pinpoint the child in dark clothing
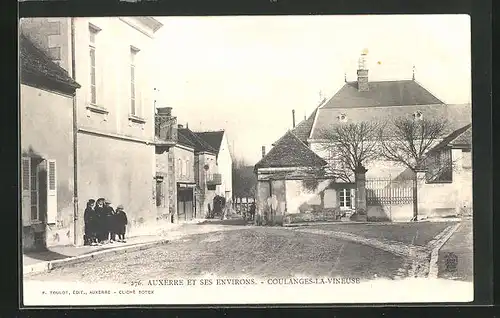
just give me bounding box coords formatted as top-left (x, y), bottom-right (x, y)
top-left (115, 205), bottom-right (128, 242)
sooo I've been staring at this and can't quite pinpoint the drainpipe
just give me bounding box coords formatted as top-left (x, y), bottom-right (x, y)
top-left (70, 17), bottom-right (80, 246)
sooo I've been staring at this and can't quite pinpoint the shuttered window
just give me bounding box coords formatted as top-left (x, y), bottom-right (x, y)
top-left (22, 157), bottom-right (30, 191)
top-left (49, 161), bottom-right (56, 190)
top-left (47, 159), bottom-right (58, 224)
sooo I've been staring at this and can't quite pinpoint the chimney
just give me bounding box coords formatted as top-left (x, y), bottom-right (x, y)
top-left (186, 122), bottom-right (189, 129)
top-left (178, 124), bottom-right (183, 129)
top-left (292, 110), bottom-right (296, 128)
top-left (157, 107), bottom-right (172, 116)
top-left (357, 50), bottom-right (369, 92)
top-left (261, 146), bottom-right (266, 158)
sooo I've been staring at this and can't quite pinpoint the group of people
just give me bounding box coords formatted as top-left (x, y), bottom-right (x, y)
top-left (83, 198), bottom-right (128, 246)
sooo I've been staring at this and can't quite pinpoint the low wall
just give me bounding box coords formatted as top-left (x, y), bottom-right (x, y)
top-left (367, 204), bottom-right (413, 222)
top-left (286, 208), bottom-right (339, 224)
top-left (419, 182), bottom-right (459, 217)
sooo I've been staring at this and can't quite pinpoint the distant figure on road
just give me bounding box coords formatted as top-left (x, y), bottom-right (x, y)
top-left (249, 202), bottom-right (256, 221)
top-left (115, 205), bottom-right (128, 242)
top-left (84, 199), bottom-right (96, 246)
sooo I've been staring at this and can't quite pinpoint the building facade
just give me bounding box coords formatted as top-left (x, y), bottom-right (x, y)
top-left (194, 130), bottom-right (233, 201)
top-left (20, 34), bottom-right (81, 251)
top-left (20, 17), bottom-right (164, 245)
top-left (154, 107), bottom-right (178, 223)
top-left (257, 52), bottom-right (472, 223)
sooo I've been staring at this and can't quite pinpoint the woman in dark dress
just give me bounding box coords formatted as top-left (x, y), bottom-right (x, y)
top-left (83, 199), bottom-right (96, 245)
top-left (94, 198), bottom-right (106, 244)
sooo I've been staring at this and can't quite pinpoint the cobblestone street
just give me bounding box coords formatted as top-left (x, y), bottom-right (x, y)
top-left (24, 221), bottom-right (466, 285)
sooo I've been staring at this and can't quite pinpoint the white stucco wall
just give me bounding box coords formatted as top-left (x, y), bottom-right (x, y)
top-left (72, 17), bottom-right (158, 140)
top-left (217, 132), bottom-right (233, 199)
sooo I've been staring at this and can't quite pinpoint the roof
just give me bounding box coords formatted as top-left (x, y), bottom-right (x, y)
top-left (321, 80), bottom-right (444, 109)
top-left (255, 131), bottom-right (327, 169)
top-left (177, 127), bottom-right (217, 154)
top-left (310, 103), bottom-right (472, 140)
top-left (429, 123), bottom-right (472, 153)
top-left (194, 131), bottom-right (225, 153)
top-left (271, 106), bottom-right (319, 146)
top-left (20, 34), bottom-right (80, 93)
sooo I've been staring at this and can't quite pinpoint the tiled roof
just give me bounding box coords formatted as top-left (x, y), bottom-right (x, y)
top-left (321, 80), bottom-right (444, 109)
top-left (310, 103), bottom-right (472, 140)
top-left (194, 131), bottom-right (224, 152)
top-left (429, 124), bottom-right (472, 153)
top-left (178, 127), bottom-right (217, 154)
top-left (19, 33), bottom-right (80, 91)
top-left (255, 131), bottom-right (327, 169)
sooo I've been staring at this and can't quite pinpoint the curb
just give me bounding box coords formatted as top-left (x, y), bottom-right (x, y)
top-left (427, 222), bottom-right (462, 279)
top-left (283, 221), bottom-right (370, 227)
top-left (23, 239), bottom-right (169, 276)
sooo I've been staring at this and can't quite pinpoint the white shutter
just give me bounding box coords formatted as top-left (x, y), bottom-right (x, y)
top-left (47, 159), bottom-right (58, 224)
top-left (351, 189), bottom-right (356, 209)
top-left (21, 157), bottom-right (31, 226)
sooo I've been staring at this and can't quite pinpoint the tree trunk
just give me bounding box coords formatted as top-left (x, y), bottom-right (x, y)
top-left (411, 172), bottom-right (418, 222)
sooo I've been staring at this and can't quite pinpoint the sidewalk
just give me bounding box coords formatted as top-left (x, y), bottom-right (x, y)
top-left (437, 219), bottom-right (473, 281)
top-left (23, 219), bottom-right (246, 275)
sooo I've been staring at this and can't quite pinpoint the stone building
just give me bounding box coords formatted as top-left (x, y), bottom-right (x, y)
top-left (154, 107), bottom-right (178, 223)
top-left (20, 34), bottom-right (81, 251)
top-left (194, 130), bottom-right (234, 201)
top-left (256, 52), bottom-right (472, 223)
top-left (176, 126), bottom-right (221, 219)
top-left (20, 17), bottom-right (164, 245)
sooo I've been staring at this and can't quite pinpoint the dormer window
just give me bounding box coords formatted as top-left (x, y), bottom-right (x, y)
top-left (413, 111), bottom-right (423, 121)
top-left (337, 113), bottom-right (347, 122)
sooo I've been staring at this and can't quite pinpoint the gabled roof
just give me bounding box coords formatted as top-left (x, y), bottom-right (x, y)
top-left (194, 131), bottom-right (225, 153)
top-left (310, 103), bottom-right (471, 140)
top-left (177, 127), bottom-right (217, 154)
top-left (272, 106), bottom-right (319, 146)
top-left (20, 33), bottom-right (80, 93)
top-left (255, 131), bottom-right (327, 169)
top-left (429, 123), bottom-right (472, 153)
top-left (321, 80), bottom-right (444, 109)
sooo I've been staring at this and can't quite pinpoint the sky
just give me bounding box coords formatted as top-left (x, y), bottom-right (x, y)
top-left (151, 15), bottom-right (471, 165)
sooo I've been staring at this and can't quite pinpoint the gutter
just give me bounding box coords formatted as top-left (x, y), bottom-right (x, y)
top-left (70, 18), bottom-right (80, 246)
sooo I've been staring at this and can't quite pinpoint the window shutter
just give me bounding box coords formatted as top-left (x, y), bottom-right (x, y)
top-left (21, 157), bottom-right (31, 226)
top-left (351, 189), bottom-right (356, 209)
top-left (47, 159), bottom-right (58, 224)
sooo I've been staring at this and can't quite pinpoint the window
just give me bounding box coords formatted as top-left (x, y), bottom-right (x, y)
top-left (177, 159), bottom-right (182, 178)
top-left (156, 179), bottom-right (163, 207)
top-left (186, 159), bottom-right (190, 178)
top-left (130, 47), bottom-right (139, 115)
top-left (340, 189), bottom-right (352, 208)
top-left (413, 111), bottom-right (423, 121)
top-left (89, 25), bottom-right (99, 104)
top-left (426, 147), bottom-right (453, 183)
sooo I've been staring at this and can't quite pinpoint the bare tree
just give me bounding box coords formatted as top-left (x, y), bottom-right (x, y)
top-left (379, 116), bottom-right (449, 221)
top-left (318, 121), bottom-right (382, 182)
